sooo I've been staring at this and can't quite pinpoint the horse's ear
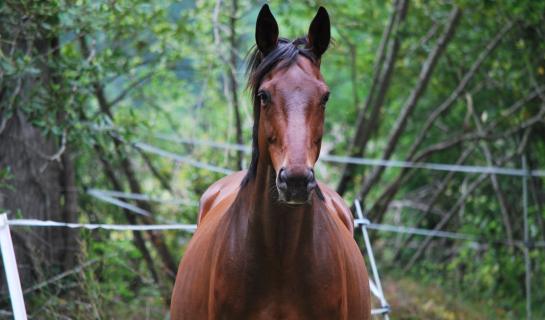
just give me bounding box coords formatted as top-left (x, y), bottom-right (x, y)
top-left (255, 4), bottom-right (279, 55)
top-left (307, 7), bottom-right (330, 58)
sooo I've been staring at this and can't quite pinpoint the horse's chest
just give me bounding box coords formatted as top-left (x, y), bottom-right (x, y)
top-left (213, 248), bottom-right (346, 319)
top-left (248, 296), bottom-right (340, 320)
top-left (249, 280), bottom-right (344, 320)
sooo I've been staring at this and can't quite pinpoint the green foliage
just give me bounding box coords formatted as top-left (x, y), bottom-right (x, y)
top-left (0, 166), bottom-right (15, 191)
top-left (26, 234), bottom-right (166, 319)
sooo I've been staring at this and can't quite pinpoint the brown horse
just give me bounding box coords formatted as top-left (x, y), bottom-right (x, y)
top-left (171, 5), bottom-right (371, 319)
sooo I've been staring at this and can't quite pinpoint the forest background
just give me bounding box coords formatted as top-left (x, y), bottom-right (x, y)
top-left (1, 0), bottom-right (544, 318)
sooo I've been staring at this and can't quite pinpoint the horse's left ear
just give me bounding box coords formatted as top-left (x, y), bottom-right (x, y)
top-left (307, 7), bottom-right (330, 58)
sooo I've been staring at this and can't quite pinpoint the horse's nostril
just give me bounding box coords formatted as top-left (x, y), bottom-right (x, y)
top-left (307, 169), bottom-right (315, 183)
top-left (277, 167), bottom-right (288, 191)
top-left (306, 169), bottom-right (316, 190)
top-left (279, 168), bottom-right (288, 184)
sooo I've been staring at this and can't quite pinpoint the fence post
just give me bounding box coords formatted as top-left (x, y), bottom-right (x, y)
top-left (522, 156), bottom-right (531, 320)
top-left (354, 200), bottom-right (390, 319)
top-left (0, 213), bottom-right (28, 320)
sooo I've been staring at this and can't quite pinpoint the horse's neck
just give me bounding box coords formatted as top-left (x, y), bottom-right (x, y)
top-left (237, 163), bottom-right (317, 261)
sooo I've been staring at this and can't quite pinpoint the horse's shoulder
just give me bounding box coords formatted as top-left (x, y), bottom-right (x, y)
top-left (198, 170), bottom-right (246, 224)
top-left (317, 181), bottom-right (354, 235)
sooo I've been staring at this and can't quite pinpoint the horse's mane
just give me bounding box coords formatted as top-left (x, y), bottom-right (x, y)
top-left (241, 37), bottom-right (317, 187)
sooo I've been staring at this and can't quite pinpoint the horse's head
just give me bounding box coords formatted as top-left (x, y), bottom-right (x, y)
top-left (245, 5), bottom-right (331, 205)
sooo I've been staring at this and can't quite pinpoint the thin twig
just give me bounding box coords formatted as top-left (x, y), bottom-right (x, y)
top-left (108, 70), bottom-right (156, 108)
top-left (0, 116), bottom-right (8, 135)
top-left (47, 129), bottom-right (67, 162)
top-left (467, 93), bottom-right (513, 246)
top-left (23, 258), bottom-right (101, 295)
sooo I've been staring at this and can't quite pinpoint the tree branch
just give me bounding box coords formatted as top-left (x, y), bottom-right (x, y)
top-left (337, 0), bottom-right (408, 195)
top-left (136, 147), bottom-right (173, 192)
top-left (370, 145), bottom-right (475, 224)
top-left (390, 147), bottom-right (475, 260)
top-left (405, 21), bottom-right (514, 163)
top-left (92, 141), bottom-right (160, 286)
top-left (411, 102), bottom-right (544, 163)
top-left (358, 7), bottom-right (462, 200)
top-left (528, 151), bottom-right (545, 241)
top-left (404, 127), bottom-right (532, 271)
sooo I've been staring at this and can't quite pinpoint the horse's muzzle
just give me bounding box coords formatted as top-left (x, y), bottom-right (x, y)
top-left (276, 167), bottom-right (316, 204)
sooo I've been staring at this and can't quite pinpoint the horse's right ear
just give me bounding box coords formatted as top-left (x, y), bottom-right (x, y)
top-left (255, 4), bottom-right (279, 55)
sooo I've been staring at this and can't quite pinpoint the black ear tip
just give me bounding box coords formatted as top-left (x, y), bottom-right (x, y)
top-left (256, 3), bottom-right (278, 29)
top-left (317, 6), bottom-right (329, 17)
top-left (259, 4), bottom-right (272, 16)
top-left (313, 6), bottom-right (330, 24)
top-left (257, 3), bottom-right (276, 22)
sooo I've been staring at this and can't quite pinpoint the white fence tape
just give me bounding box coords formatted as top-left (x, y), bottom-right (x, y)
top-left (88, 189), bottom-right (198, 207)
top-left (354, 218), bottom-right (545, 248)
top-left (134, 142), bottom-right (234, 175)
top-left (153, 134), bottom-right (545, 177)
top-left (8, 219), bottom-right (197, 232)
top-left (8, 217), bottom-right (542, 247)
top-left (88, 189), bottom-right (152, 217)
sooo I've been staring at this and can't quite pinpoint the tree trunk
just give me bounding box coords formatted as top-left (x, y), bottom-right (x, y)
top-left (0, 112), bottom-right (74, 287)
top-left (0, 5), bottom-right (79, 289)
top-left (228, 0), bottom-right (243, 170)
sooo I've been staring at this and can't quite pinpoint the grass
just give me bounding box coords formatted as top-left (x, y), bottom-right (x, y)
top-left (376, 277), bottom-right (510, 320)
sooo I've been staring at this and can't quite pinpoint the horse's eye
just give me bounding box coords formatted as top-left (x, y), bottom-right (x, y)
top-left (321, 92), bottom-right (330, 107)
top-left (257, 90), bottom-right (271, 105)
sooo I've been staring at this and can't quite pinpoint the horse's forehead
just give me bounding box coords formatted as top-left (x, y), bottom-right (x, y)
top-left (264, 57), bottom-right (327, 94)
top-left (292, 56), bottom-right (323, 81)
